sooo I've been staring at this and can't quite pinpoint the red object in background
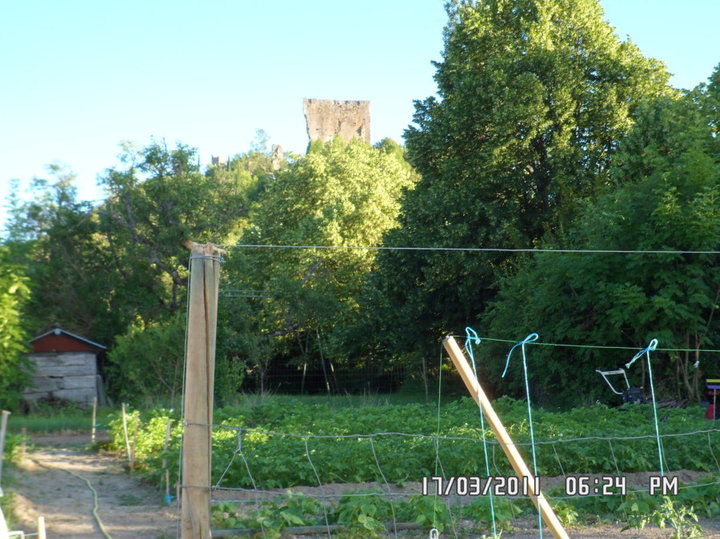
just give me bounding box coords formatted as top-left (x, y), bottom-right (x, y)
top-left (30, 328), bottom-right (106, 353)
top-left (707, 404), bottom-right (716, 420)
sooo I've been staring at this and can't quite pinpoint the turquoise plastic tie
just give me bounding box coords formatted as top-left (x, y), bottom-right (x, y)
top-left (502, 332), bottom-right (542, 538)
top-left (625, 338), bottom-right (658, 369)
top-left (501, 333), bottom-right (539, 378)
top-left (625, 339), bottom-right (665, 475)
top-left (464, 327), bottom-right (498, 538)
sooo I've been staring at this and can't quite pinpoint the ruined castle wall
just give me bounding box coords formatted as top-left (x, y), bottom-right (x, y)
top-left (303, 99), bottom-right (371, 144)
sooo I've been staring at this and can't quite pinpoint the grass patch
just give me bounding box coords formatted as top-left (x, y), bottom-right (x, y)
top-left (117, 493), bottom-right (144, 506)
top-left (0, 449), bottom-right (21, 530)
top-left (220, 379), bottom-right (463, 409)
top-left (7, 404), bottom-right (113, 434)
top-left (0, 490), bottom-right (18, 530)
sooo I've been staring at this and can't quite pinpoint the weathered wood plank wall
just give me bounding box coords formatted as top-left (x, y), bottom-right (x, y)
top-left (23, 352), bottom-right (98, 405)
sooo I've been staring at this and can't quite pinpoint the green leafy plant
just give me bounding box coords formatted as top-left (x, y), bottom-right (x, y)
top-left (333, 489), bottom-right (393, 536)
top-left (212, 492), bottom-right (327, 538)
top-left (460, 496), bottom-right (524, 533)
top-left (111, 398), bottom-right (720, 491)
top-left (1, 433), bottom-right (24, 466)
top-left (623, 496), bottom-right (702, 539)
top-left (550, 500), bottom-right (579, 528)
top-left (0, 490), bottom-right (18, 530)
top-left (397, 495), bottom-right (452, 532)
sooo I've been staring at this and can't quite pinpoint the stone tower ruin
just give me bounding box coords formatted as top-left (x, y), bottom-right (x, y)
top-left (303, 99), bottom-right (371, 144)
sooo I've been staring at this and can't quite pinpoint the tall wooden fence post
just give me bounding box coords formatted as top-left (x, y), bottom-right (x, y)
top-left (442, 336), bottom-right (568, 539)
top-left (181, 242), bottom-right (224, 539)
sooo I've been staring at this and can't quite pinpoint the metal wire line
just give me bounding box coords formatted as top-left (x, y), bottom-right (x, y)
top-left (210, 488), bottom-right (419, 499)
top-left (206, 479), bottom-right (720, 504)
top-left (184, 421), bottom-right (720, 447)
top-left (449, 334), bottom-right (720, 354)
top-left (219, 243), bottom-right (720, 255)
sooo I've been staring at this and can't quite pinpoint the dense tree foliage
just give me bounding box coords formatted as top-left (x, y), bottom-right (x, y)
top-left (2, 137), bottom-right (416, 403)
top-left (223, 138), bottom-right (417, 391)
top-left (363, 0), bottom-right (672, 360)
top-left (3, 142), bottom-right (272, 404)
top-left (4, 167), bottom-right (114, 341)
top-left (0, 246), bottom-right (30, 409)
top-left (485, 87), bottom-right (720, 404)
top-left (98, 142), bottom-right (272, 401)
top-left (4, 144), bottom-right (258, 345)
top-left (98, 142), bottom-right (251, 318)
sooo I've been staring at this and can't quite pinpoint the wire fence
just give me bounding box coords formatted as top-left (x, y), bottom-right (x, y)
top-left (198, 415), bottom-right (720, 536)
top-left (195, 243), bottom-right (720, 536)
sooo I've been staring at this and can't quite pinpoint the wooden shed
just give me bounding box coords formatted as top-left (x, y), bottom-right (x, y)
top-left (24, 328), bottom-right (106, 406)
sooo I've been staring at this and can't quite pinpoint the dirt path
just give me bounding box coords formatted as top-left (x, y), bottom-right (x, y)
top-left (9, 434), bottom-right (178, 538)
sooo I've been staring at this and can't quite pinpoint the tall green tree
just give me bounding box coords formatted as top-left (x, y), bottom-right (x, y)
top-left (4, 166), bottom-right (117, 342)
top-left (203, 139), bottom-right (286, 244)
top-left (6, 144), bottom-right (254, 345)
top-left (693, 62), bottom-right (720, 155)
top-left (365, 0), bottom-right (672, 357)
top-left (4, 140), bottom-right (276, 402)
top-left (225, 138), bottom-right (417, 389)
top-left (485, 91), bottom-right (720, 405)
top-left (99, 141), bottom-right (258, 399)
top-left (98, 141), bottom-right (250, 319)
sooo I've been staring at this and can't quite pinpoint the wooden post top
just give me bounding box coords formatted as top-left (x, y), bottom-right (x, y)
top-left (183, 241), bottom-right (227, 258)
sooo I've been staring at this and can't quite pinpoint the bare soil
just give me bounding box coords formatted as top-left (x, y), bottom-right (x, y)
top-left (8, 432), bottom-right (177, 538)
top-left (7, 433), bottom-right (720, 538)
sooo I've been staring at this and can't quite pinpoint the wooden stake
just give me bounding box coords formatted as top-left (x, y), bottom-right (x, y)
top-left (37, 516), bottom-right (46, 539)
top-left (181, 242), bottom-right (224, 539)
top-left (121, 403), bottom-right (133, 469)
top-left (132, 414), bottom-right (139, 472)
top-left (0, 410), bottom-right (10, 494)
top-left (163, 420), bottom-right (172, 503)
top-left (442, 336), bottom-right (569, 539)
top-left (91, 396), bottom-right (97, 445)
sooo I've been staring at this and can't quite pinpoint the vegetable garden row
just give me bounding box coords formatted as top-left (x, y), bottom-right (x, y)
top-left (108, 397), bottom-right (720, 536)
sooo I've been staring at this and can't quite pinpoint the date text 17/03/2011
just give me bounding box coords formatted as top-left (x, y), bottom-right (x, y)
top-left (421, 476), bottom-right (540, 497)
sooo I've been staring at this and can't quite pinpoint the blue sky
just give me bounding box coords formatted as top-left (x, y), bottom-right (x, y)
top-left (1, 1), bottom-right (719, 231)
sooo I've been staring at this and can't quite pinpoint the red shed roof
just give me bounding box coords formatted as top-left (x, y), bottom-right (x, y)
top-left (30, 328), bottom-right (106, 354)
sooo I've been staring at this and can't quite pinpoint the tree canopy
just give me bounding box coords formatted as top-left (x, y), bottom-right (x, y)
top-left (4, 167), bottom-right (114, 341)
top-left (485, 88), bottom-right (720, 404)
top-left (362, 0), bottom-right (673, 359)
top-left (223, 138), bottom-right (418, 391)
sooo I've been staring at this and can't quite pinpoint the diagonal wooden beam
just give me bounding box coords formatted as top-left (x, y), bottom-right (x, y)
top-left (442, 336), bottom-right (568, 539)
